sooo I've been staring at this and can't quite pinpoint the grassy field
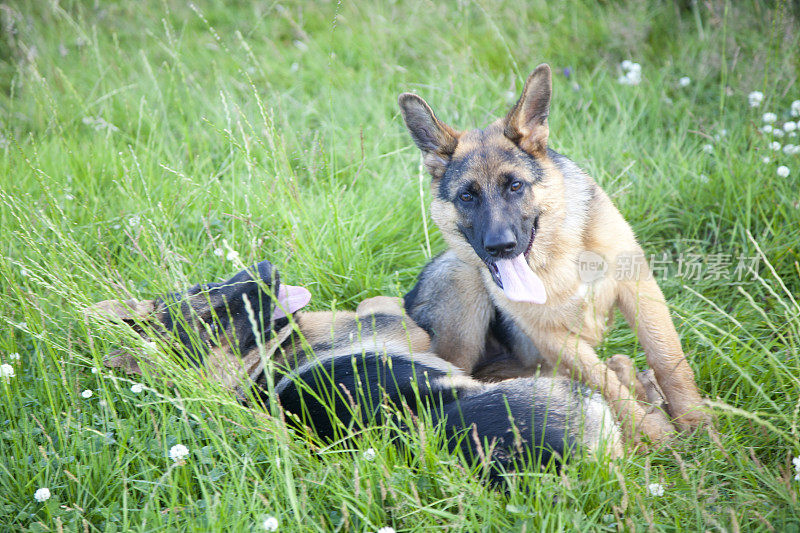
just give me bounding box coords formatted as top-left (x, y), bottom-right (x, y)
top-left (1, 0), bottom-right (800, 530)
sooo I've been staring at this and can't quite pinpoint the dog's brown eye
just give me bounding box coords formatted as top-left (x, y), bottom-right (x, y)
top-left (510, 180), bottom-right (523, 192)
top-left (459, 192), bottom-right (474, 202)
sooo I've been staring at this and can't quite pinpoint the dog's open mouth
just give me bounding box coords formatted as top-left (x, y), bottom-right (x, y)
top-left (485, 222), bottom-right (547, 304)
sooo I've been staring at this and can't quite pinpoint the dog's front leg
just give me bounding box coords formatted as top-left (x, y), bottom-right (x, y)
top-left (405, 254), bottom-right (494, 373)
top-left (616, 277), bottom-right (708, 431)
top-left (426, 293), bottom-right (493, 373)
top-left (533, 329), bottom-right (676, 445)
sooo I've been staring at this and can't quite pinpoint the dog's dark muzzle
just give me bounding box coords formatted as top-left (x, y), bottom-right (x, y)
top-left (484, 222), bottom-right (537, 289)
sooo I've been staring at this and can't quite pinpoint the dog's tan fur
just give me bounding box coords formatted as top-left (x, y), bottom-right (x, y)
top-left (90, 289), bottom-right (625, 464)
top-left (399, 64), bottom-right (707, 444)
top-left (93, 295), bottom-right (432, 392)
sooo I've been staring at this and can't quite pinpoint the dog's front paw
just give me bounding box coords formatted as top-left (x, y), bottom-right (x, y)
top-left (665, 390), bottom-right (711, 431)
top-left (636, 408), bottom-right (677, 447)
top-left (670, 405), bottom-right (711, 432)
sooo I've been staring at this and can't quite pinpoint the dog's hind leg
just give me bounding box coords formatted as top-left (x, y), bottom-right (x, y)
top-left (356, 296), bottom-right (405, 317)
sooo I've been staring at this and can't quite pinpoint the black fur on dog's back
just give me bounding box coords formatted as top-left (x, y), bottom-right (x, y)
top-left (275, 350), bottom-right (614, 482)
top-left (92, 260), bottom-right (621, 484)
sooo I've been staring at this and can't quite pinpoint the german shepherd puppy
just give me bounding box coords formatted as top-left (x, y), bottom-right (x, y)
top-left (89, 259), bottom-right (623, 482)
top-left (398, 64), bottom-right (707, 445)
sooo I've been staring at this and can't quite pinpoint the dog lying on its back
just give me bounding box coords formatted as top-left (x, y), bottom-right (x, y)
top-left (90, 260), bottom-right (623, 483)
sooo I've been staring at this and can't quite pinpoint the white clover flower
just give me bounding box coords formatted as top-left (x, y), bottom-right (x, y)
top-left (774, 129), bottom-right (785, 138)
top-left (33, 488), bottom-right (51, 502)
top-left (262, 516), bottom-right (279, 531)
top-left (625, 70), bottom-right (641, 85)
top-left (81, 389), bottom-right (93, 399)
top-left (617, 61), bottom-right (641, 86)
top-left (91, 367), bottom-right (98, 374)
top-left (0, 363), bottom-right (15, 379)
top-left (777, 166), bottom-right (790, 178)
top-left (130, 383), bottom-right (144, 393)
top-left (678, 76), bottom-right (691, 87)
top-left (376, 528), bottom-right (396, 533)
top-left (762, 156), bottom-right (771, 164)
top-left (9, 352), bottom-right (21, 360)
top-left (702, 144), bottom-right (713, 153)
top-left (362, 448), bottom-right (377, 461)
top-left (784, 144), bottom-right (796, 155)
top-left (792, 100), bottom-right (800, 117)
top-left (169, 444), bottom-right (190, 462)
top-left (770, 141), bottom-right (782, 151)
top-left (213, 248), bottom-right (224, 257)
top-left (127, 215), bottom-right (141, 228)
top-left (226, 250), bottom-right (240, 262)
top-left (20, 268), bottom-right (28, 277)
top-left (762, 112), bottom-right (777, 123)
top-left (619, 74), bottom-right (640, 85)
top-left (784, 121), bottom-right (797, 132)
top-left (290, 62), bottom-right (300, 73)
top-left (761, 125), bottom-right (773, 134)
top-left (647, 483), bottom-right (665, 497)
top-left (748, 91), bottom-right (764, 107)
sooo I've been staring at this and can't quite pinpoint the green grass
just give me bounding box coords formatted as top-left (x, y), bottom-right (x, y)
top-left (1, 0), bottom-right (800, 530)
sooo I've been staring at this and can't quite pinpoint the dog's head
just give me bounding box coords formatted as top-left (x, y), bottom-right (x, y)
top-left (399, 64), bottom-right (560, 304)
top-left (88, 260), bottom-right (311, 380)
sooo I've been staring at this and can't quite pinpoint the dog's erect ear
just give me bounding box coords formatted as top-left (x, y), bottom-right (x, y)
top-left (87, 299), bottom-right (157, 323)
top-left (398, 93), bottom-right (459, 179)
top-left (504, 64), bottom-right (552, 157)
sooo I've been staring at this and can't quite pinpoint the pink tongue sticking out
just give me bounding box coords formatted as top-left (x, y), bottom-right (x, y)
top-left (273, 284), bottom-right (312, 319)
top-left (495, 255), bottom-right (547, 304)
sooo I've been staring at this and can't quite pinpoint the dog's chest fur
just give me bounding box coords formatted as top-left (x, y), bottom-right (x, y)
top-left (483, 155), bottom-right (626, 347)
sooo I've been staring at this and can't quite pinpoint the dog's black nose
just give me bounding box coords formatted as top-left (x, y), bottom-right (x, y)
top-left (484, 229), bottom-right (517, 257)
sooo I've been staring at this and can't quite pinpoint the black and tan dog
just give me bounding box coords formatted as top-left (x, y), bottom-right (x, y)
top-left (89, 260), bottom-right (622, 482)
top-left (398, 64), bottom-right (707, 445)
